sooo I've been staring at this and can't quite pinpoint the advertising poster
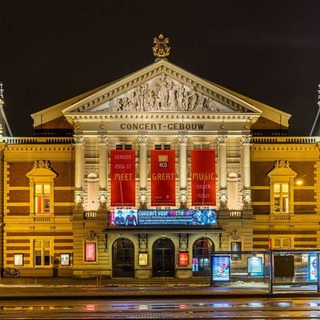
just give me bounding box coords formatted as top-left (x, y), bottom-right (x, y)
top-left (151, 150), bottom-right (175, 206)
top-left (309, 254), bottom-right (318, 282)
top-left (110, 209), bottom-right (217, 226)
top-left (138, 252), bottom-right (148, 266)
top-left (179, 252), bottom-right (189, 266)
top-left (191, 149), bottom-right (216, 206)
top-left (211, 256), bottom-right (230, 282)
top-left (110, 150), bottom-right (135, 206)
top-left (247, 256), bottom-right (263, 276)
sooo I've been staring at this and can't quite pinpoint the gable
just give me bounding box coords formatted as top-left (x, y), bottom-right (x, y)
top-left (31, 59), bottom-right (290, 132)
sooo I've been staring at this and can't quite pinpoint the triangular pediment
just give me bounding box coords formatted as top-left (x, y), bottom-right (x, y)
top-left (32, 59), bottom-right (291, 131)
top-left (62, 59), bottom-right (262, 117)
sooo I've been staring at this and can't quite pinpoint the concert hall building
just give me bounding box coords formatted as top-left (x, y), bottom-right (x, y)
top-left (1, 36), bottom-right (319, 280)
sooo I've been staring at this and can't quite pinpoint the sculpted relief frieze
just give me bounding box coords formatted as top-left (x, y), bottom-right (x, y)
top-left (93, 75), bottom-right (233, 114)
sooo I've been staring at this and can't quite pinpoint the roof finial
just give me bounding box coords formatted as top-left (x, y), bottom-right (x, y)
top-left (0, 82), bottom-right (3, 99)
top-left (152, 34), bottom-right (170, 60)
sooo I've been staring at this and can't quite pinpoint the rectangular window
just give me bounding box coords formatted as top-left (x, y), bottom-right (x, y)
top-left (154, 144), bottom-right (171, 150)
top-left (35, 183), bottom-right (51, 214)
top-left (34, 239), bottom-right (51, 266)
top-left (85, 242), bottom-right (96, 262)
top-left (273, 183), bottom-right (289, 213)
top-left (116, 144), bottom-right (132, 150)
top-left (273, 237), bottom-right (291, 249)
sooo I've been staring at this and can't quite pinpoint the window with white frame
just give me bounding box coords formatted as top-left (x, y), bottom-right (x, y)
top-left (34, 239), bottom-right (51, 266)
top-left (26, 160), bottom-right (56, 215)
top-left (273, 183), bottom-right (289, 213)
top-left (35, 183), bottom-right (51, 214)
top-left (268, 160), bottom-right (296, 215)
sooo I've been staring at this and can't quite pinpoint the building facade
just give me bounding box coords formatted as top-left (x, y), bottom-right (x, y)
top-left (1, 40), bottom-right (319, 280)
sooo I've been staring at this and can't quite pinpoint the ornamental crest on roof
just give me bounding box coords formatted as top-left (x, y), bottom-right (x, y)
top-left (152, 34), bottom-right (170, 58)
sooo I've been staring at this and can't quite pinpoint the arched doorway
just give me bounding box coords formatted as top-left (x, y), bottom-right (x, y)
top-left (152, 238), bottom-right (175, 277)
top-left (192, 237), bottom-right (214, 276)
top-left (112, 238), bottom-right (134, 277)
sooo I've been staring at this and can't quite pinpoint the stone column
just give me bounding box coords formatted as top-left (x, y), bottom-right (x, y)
top-left (74, 132), bottom-right (85, 208)
top-left (138, 135), bottom-right (148, 208)
top-left (98, 133), bottom-right (108, 208)
top-left (241, 133), bottom-right (252, 208)
top-left (218, 133), bottom-right (228, 209)
top-left (178, 134), bottom-right (188, 208)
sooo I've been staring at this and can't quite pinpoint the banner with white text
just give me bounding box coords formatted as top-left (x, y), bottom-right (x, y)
top-left (151, 150), bottom-right (175, 206)
top-left (110, 150), bottom-right (135, 206)
top-left (191, 149), bottom-right (216, 206)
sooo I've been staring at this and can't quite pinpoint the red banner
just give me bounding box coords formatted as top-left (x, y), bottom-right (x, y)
top-left (191, 149), bottom-right (216, 206)
top-left (151, 150), bottom-right (175, 206)
top-left (111, 150), bottom-right (135, 207)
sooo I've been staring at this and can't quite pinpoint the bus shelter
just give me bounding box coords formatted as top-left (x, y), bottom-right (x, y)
top-left (211, 249), bottom-right (320, 294)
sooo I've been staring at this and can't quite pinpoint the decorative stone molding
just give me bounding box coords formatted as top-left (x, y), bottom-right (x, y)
top-left (33, 160), bottom-right (50, 169)
top-left (74, 135), bottom-right (85, 144)
top-left (217, 134), bottom-right (227, 144)
top-left (219, 188), bottom-right (228, 208)
top-left (138, 135), bottom-right (148, 144)
top-left (240, 134), bottom-right (252, 145)
top-left (84, 230), bottom-right (98, 241)
top-left (97, 134), bottom-right (108, 145)
top-left (229, 229), bottom-right (243, 241)
top-left (178, 135), bottom-right (188, 144)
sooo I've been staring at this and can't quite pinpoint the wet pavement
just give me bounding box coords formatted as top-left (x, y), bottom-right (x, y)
top-left (0, 277), bottom-right (319, 299)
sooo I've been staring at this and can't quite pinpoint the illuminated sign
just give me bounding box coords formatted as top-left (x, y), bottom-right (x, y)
top-left (211, 256), bottom-right (230, 282)
top-left (85, 243), bottom-right (96, 262)
top-left (179, 252), bottom-right (189, 266)
top-left (110, 209), bottom-right (217, 226)
top-left (247, 256), bottom-right (263, 276)
top-left (138, 252), bottom-right (148, 266)
top-left (309, 254), bottom-right (318, 281)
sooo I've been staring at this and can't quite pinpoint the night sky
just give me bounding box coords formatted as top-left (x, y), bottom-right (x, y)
top-left (0, 0), bottom-right (320, 137)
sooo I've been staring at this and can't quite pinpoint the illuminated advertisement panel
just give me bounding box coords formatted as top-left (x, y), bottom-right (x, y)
top-left (151, 150), bottom-right (175, 206)
top-left (309, 254), bottom-right (318, 282)
top-left (247, 256), bottom-right (263, 276)
top-left (191, 149), bottom-right (216, 206)
top-left (110, 150), bottom-right (135, 206)
top-left (85, 243), bottom-right (96, 262)
top-left (110, 209), bottom-right (217, 226)
top-left (179, 252), bottom-right (189, 266)
top-left (211, 256), bottom-right (230, 282)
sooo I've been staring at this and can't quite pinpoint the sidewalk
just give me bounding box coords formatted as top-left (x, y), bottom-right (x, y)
top-left (0, 277), bottom-right (319, 299)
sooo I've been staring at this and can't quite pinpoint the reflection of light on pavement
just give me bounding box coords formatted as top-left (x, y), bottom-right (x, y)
top-left (85, 304), bottom-right (96, 311)
top-left (138, 305), bottom-right (149, 310)
top-left (248, 302), bottom-right (263, 307)
top-left (211, 303), bottom-right (231, 308)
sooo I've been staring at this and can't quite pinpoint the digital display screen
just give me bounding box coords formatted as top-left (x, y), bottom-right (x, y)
top-left (110, 209), bottom-right (217, 226)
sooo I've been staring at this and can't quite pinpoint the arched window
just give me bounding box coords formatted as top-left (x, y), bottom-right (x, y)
top-left (192, 237), bottom-right (214, 276)
top-left (112, 238), bottom-right (134, 278)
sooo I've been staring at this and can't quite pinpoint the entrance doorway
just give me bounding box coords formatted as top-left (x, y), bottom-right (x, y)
top-left (112, 238), bottom-right (134, 277)
top-left (152, 238), bottom-right (175, 277)
top-left (192, 237), bottom-right (214, 276)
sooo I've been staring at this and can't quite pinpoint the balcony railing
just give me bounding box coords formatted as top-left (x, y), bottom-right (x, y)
top-left (251, 136), bottom-right (320, 144)
top-left (0, 137), bottom-right (74, 144)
